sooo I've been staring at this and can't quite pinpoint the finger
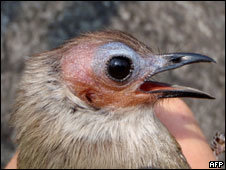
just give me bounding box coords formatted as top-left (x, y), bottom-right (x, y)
top-left (154, 98), bottom-right (216, 169)
top-left (5, 151), bottom-right (18, 169)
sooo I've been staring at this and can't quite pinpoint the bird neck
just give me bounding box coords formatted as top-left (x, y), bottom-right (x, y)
top-left (48, 102), bottom-right (190, 168)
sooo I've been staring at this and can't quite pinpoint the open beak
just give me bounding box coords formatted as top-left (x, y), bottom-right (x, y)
top-left (139, 53), bottom-right (216, 99)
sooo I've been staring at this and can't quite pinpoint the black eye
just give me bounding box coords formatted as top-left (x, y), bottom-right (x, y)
top-left (107, 56), bottom-right (133, 82)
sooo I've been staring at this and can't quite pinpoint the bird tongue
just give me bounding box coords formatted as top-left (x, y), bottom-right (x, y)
top-left (139, 80), bottom-right (215, 99)
top-left (140, 81), bottom-right (171, 91)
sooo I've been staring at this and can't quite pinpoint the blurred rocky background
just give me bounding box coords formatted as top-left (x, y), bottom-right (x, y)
top-left (1, 1), bottom-right (225, 168)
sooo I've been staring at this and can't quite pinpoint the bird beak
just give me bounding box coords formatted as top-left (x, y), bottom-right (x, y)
top-left (138, 53), bottom-right (216, 99)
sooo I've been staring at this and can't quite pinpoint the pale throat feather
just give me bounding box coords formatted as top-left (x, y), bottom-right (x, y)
top-left (49, 91), bottom-right (189, 168)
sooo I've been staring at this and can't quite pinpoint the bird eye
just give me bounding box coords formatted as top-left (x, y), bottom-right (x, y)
top-left (106, 56), bottom-right (134, 82)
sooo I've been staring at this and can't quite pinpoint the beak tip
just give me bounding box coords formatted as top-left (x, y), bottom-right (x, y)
top-left (205, 55), bottom-right (216, 64)
top-left (209, 96), bottom-right (216, 99)
top-left (196, 93), bottom-right (215, 100)
top-left (208, 57), bottom-right (217, 64)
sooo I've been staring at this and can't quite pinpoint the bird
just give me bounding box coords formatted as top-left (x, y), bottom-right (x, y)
top-left (10, 30), bottom-right (215, 169)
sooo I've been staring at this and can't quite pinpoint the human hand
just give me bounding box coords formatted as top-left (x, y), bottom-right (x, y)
top-left (155, 98), bottom-right (216, 169)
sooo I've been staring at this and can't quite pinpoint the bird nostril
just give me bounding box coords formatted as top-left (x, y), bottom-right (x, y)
top-left (171, 57), bottom-right (183, 63)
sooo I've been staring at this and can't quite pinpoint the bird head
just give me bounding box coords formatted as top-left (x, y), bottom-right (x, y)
top-left (61, 30), bottom-right (215, 109)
